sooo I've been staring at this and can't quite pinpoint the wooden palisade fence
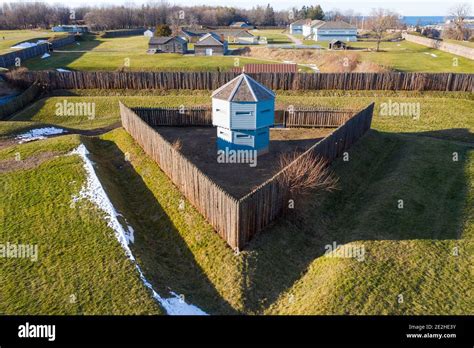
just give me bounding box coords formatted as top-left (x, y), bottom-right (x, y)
top-left (237, 103), bottom-right (374, 246)
top-left (120, 102), bottom-right (241, 248)
top-left (120, 102), bottom-right (374, 249)
top-left (0, 35), bottom-right (76, 68)
top-left (132, 106), bottom-right (356, 128)
top-left (132, 106), bottom-right (213, 126)
top-left (4, 71), bottom-right (473, 91)
top-left (0, 82), bottom-right (42, 120)
top-left (283, 107), bottom-right (355, 127)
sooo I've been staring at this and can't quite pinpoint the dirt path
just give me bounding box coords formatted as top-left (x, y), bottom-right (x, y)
top-left (285, 34), bottom-right (303, 45)
top-left (0, 151), bottom-right (58, 173)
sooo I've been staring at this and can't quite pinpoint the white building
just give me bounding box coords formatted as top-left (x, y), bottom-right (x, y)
top-left (302, 20), bottom-right (325, 37)
top-left (289, 19), bottom-right (311, 35)
top-left (144, 30), bottom-right (154, 37)
top-left (302, 20), bottom-right (357, 42)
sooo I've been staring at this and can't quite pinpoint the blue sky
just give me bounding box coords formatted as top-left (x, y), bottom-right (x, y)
top-left (36, 0), bottom-right (468, 16)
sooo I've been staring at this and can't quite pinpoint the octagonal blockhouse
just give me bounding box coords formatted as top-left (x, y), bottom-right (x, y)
top-left (211, 73), bottom-right (275, 155)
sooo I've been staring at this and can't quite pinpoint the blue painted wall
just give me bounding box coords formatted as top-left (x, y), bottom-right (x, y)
top-left (217, 127), bottom-right (270, 152)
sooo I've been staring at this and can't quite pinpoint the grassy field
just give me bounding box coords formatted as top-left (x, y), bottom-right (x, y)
top-left (296, 39), bottom-right (474, 72)
top-left (0, 29), bottom-right (56, 54)
top-left (250, 29), bottom-right (292, 44)
top-left (5, 29), bottom-right (472, 72)
top-left (2, 89), bottom-right (472, 314)
top-left (22, 34), bottom-right (273, 72)
top-left (10, 90), bottom-right (473, 143)
top-left (0, 132), bottom-right (163, 314)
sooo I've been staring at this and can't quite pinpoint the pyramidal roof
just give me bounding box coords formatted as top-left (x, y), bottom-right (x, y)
top-left (212, 73), bottom-right (275, 102)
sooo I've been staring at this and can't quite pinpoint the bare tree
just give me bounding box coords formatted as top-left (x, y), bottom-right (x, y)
top-left (366, 8), bottom-right (400, 51)
top-left (447, 3), bottom-right (472, 40)
top-left (277, 151), bottom-right (338, 198)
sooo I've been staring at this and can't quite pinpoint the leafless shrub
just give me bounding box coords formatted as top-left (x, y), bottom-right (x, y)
top-left (171, 139), bottom-right (182, 151)
top-left (278, 151), bottom-right (338, 197)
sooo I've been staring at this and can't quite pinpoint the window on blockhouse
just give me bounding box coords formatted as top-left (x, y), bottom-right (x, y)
top-left (236, 134), bottom-right (251, 138)
top-left (261, 109), bottom-right (271, 113)
top-left (235, 111), bottom-right (252, 116)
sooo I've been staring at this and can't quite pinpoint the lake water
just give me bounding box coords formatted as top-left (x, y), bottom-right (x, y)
top-left (401, 16), bottom-right (474, 26)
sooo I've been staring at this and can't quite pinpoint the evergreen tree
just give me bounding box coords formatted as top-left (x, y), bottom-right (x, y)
top-left (263, 4), bottom-right (275, 26)
top-left (155, 24), bottom-right (171, 36)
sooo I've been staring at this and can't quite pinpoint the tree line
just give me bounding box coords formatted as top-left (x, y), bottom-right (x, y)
top-left (0, 2), bottom-right (371, 30)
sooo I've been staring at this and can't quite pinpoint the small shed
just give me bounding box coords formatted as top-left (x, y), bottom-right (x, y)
top-left (194, 33), bottom-right (228, 56)
top-left (211, 73), bottom-right (275, 155)
top-left (144, 29), bottom-right (154, 37)
top-left (328, 39), bottom-right (347, 50)
top-left (148, 36), bottom-right (187, 54)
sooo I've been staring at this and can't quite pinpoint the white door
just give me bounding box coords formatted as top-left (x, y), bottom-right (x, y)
top-left (205, 48), bottom-right (213, 56)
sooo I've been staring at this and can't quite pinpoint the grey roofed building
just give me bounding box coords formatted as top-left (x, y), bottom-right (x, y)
top-left (315, 21), bottom-right (357, 29)
top-left (212, 73), bottom-right (275, 102)
top-left (180, 27), bottom-right (254, 39)
top-left (290, 19), bottom-right (312, 26)
top-left (195, 32), bottom-right (225, 46)
top-left (148, 36), bottom-right (187, 53)
top-left (194, 32), bottom-right (228, 56)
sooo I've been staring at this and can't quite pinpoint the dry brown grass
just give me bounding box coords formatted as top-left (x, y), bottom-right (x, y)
top-left (244, 47), bottom-right (388, 73)
top-left (277, 151), bottom-right (338, 197)
top-left (171, 138), bottom-right (182, 151)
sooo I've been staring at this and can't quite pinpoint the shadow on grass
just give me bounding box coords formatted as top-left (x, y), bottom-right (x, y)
top-left (76, 127), bottom-right (471, 315)
top-left (241, 129), bottom-right (472, 313)
top-left (402, 128), bottom-right (474, 144)
top-left (83, 136), bottom-right (239, 315)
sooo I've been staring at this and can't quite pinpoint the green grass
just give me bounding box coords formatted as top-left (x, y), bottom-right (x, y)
top-left (266, 132), bottom-right (473, 314)
top-left (349, 40), bottom-right (474, 72)
top-left (290, 39), bottom-right (474, 72)
top-left (11, 91), bottom-right (474, 143)
top-left (250, 29), bottom-right (291, 44)
top-left (0, 134), bottom-right (163, 314)
top-left (83, 131), bottom-right (245, 314)
top-left (0, 30), bottom-right (55, 54)
top-left (14, 31), bottom-right (474, 72)
top-left (0, 132), bottom-right (79, 161)
top-left (2, 89), bottom-right (472, 314)
top-left (83, 124), bottom-right (473, 314)
top-left (22, 34), bottom-right (273, 72)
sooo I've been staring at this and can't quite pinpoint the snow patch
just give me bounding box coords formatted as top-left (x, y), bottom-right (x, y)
top-left (430, 53), bottom-right (437, 57)
top-left (11, 40), bottom-right (48, 49)
top-left (16, 127), bottom-right (66, 144)
top-left (70, 144), bottom-right (207, 316)
top-left (56, 68), bottom-right (71, 72)
top-left (41, 52), bottom-right (51, 59)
